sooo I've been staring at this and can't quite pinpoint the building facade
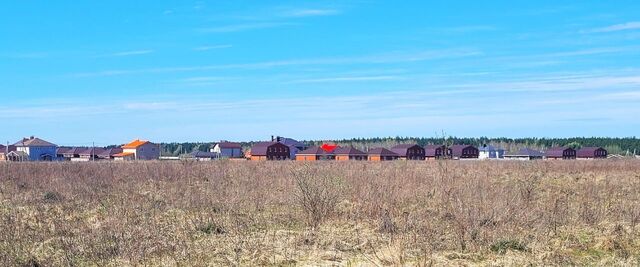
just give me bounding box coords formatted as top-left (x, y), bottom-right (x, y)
top-left (250, 142), bottom-right (290, 160)
top-left (390, 144), bottom-right (426, 160)
top-left (13, 136), bottom-right (57, 161)
top-left (211, 141), bottom-right (243, 158)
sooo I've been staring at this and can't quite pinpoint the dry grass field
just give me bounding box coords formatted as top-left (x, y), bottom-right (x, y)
top-left (1, 160), bottom-right (640, 266)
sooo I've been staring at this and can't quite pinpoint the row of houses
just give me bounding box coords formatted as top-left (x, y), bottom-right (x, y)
top-left (0, 136), bottom-right (610, 162)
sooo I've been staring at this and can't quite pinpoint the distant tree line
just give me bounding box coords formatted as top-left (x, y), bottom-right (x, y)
top-left (155, 137), bottom-right (639, 156)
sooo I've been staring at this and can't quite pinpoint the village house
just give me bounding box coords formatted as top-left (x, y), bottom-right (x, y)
top-left (368, 148), bottom-right (400, 161)
top-left (273, 136), bottom-right (308, 159)
top-left (210, 141), bottom-right (243, 158)
top-left (545, 147), bottom-right (576, 160)
top-left (478, 145), bottom-right (505, 159)
top-left (503, 148), bottom-right (544, 160)
top-left (449, 145), bottom-right (479, 160)
top-left (295, 146), bottom-right (336, 161)
top-left (250, 142), bottom-right (290, 160)
top-left (333, 147), bottom-right (367, 161)
top-left (425, 145), bottom-right (447, 160)
top-left (390, 144), bottom-right (425, 160)
top-left (12, 136), bottom-right (57, 161)
top-left (576, 147), bottom-right (608, 159)
top-left (113, 139), bottom-right (160, 161)
top-left (97, 148), bottom-right (123, 160)
top-left (0, 144), bottom-right (16, 161)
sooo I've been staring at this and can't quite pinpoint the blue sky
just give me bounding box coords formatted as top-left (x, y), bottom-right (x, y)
top-left (1, 1), bottom-right (640, 146)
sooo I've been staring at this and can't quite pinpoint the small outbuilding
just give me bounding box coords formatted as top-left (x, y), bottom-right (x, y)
top-left (545, 147), bottom-right (576, 160)
top-left (390, 144), bottom-right (425, 160)
top-left (250, 142), bottom-right (290, 160)
top-left (576, 147), bottom-right (607, 159)
top-left (368, 148), bottom-right (400, 161)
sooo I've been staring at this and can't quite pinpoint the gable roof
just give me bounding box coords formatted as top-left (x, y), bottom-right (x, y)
top-left (0, 145), bottom-right (16, 154)
top-left (368, 147), bottom-right (399, 156)
top-left (13, 137), bottom-right (56, 147)
top-left (390, 144), bottom-right (422, 156)
top-left (450, 145), bottom-right (478, 156)
top-left (545, 147), bottom-right (574, 157)
top-left (97, 148), bottom-right (123, 157)
top-left (122, 139), bottom-right (151, 149)
top-left (333, 147), bottom-right (367, 156)
top-left (425, 144), bottom-right (446, 157)
top-left (577, 147), bottom-right (606, 157)
top-left (250, 142), bottom-right (287, 156)
top-left (275, 137), bottom-right (306, 148)
top-left (216, 141), bottom-right (242, 149)
top-left (506, 148), bottom-right (544, 157)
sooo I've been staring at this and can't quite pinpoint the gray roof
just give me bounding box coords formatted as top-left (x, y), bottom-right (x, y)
top-left (215, 141), bottom-right (242, 149)
top-left (14, 137), bottom-right (56, 147)
top-left (275, 137), bottom-right (306, 148)
top-left (97, 148), bottom-right (123, 157)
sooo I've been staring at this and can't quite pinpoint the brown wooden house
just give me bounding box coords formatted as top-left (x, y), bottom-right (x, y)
top-left (368, 148), bottom-right (400, 161)
top-left (576, 147), bottom-right (607, 159)
top-left (545, 147), bottom-right (576, 160)
top-left (390, 144), bottom-right (425, 160)
top-left (250, 142), bottom-right (290, 161)
top-left (334, 147), bottom-right (367, 161)
top-left (296, 146), bottom-right (335, 161)
top-left (425, 145), bottom-right (447, 160)
top-left (449, 145), bottom-right (479, 159)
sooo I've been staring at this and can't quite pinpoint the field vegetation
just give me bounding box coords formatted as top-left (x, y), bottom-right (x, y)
top-left (1, 160), bottom-right (639, 266)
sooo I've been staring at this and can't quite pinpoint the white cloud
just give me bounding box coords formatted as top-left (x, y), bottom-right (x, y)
top-left (283, 9), bottom-right (340, 18)
top-left (588, 22), bottom-right (640, 33)
top-left (108, 50), bottom-right (154, 57)
top-left (200, 22), bottom-right (292, 33)
top-left (193, 45), bottom-right (233, 51)
top-left (290, 75), bottom-right (403, 84)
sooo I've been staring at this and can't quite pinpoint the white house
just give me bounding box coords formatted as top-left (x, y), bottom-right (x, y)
top-left (478, 145), bottom-right (505, 159)
top-left (210, 141), bottom-right (243, 158)
top-left (12, 136), bottom-right (57, 161)
top-left (113, 139), bottom-right (160, 160)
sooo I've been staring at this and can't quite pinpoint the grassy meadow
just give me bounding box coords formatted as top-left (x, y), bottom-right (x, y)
top-left (1, 160), bottom-right (639, 266)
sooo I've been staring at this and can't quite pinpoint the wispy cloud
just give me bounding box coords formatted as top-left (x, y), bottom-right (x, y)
top-left (587, 21), bottom-right (640, 33)
top-left (290, 75), bottom-right (402, 84)
top-left (107, 50), bottom-right (154, 57)
top-left (282, 8), bottom-right (340, 18)
top-left (193, 45), bottom-right (233, 51)
top-left (70, 48), bottom-right (481, 77)
top-left (200, 22), bottom-right (292, 33)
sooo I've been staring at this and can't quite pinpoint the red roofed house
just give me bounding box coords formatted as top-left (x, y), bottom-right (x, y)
top-left (114, 139), bottom-right (160, 161)
top-left (368, 148), bottom-right (400, 161)
top-left (577, 147), bottom-right (607, 159)
top-left (390, 144), bottom-right (425, 160)
top-left (250, 142), bottom-right (290, 161)
top-left (545, 147), bottom-right (576, 160)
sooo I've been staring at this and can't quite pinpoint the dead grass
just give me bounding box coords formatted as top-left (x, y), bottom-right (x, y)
top-left (0, 160), bottom-right (639, 266)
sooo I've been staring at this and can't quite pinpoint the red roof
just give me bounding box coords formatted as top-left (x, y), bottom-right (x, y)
top-left (320, 144), bottom-right (338, 153)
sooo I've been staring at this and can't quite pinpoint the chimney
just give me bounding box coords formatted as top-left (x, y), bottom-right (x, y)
top-left (30, 136), bottom-right (34, 140)
top-left (271, 135), bottom-right (274, 142)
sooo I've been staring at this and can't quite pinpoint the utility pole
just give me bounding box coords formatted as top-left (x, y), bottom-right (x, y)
top-left (92, 142), bottom-right (95, 162)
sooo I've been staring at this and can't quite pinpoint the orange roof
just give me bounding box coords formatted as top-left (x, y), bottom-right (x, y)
top-left (113, 152), bottom-right (135, 157)
top-left (122, 139), bottom-right (150, 149)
